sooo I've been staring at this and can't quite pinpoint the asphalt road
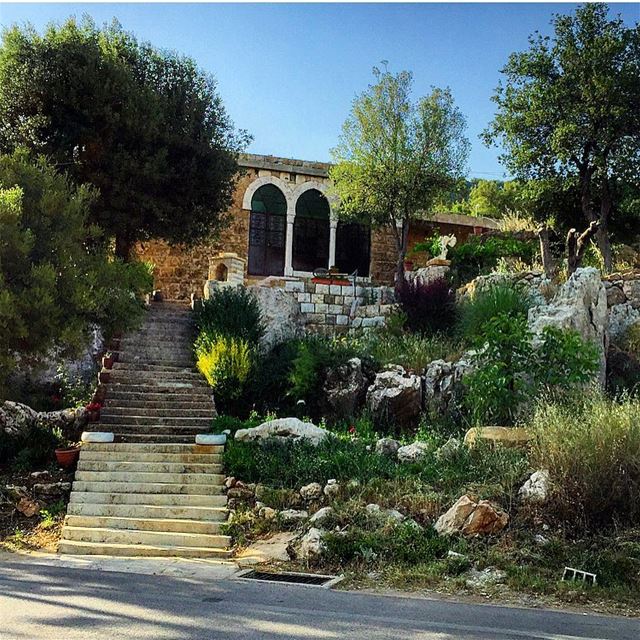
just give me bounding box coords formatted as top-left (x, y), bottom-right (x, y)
top-left (0, 560), bottom-right (638, 640)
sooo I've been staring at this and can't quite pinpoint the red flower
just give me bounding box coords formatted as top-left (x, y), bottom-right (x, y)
top-left (348, 425), bottom-right (356, 434)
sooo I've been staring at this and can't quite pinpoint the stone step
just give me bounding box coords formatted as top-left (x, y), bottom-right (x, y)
top-left (112, 362), bottom-right (197, 373)
top-left (67, 502), bottom-right (227, 521)
top-left (77, 460), bottom-right (222, 474)
top-left (114, 354), bottom-right (195, 368)
top-left (57, 539), bottom-right (231, 559)
top-left (106, 387), bottom-right (213, 399)
top-left (64, 514), bottom-right (225, 535)
top-left (104, 399), bottom-right (215, 411)
top-left (62, 525), bottom-right (230, 549)
top-left (79, 451), bottom-right (222, 464)
top-left (75, 470), bottom-right (224, 485)
top-left (109, 369), bottom-right (201, 382)
top-left (69, 491), bottom-right (226, 507)
top-left (101, 407), bottom-right (215, 418)
top-left (103, 428), bottom-right (207, 439)
top-left (79, 443), bottom-right (223, 454)
top-left (100, 415), bottom-right (212, 426)
top-left (115, 434), bottom-right (206, 444)
top-left (71, 481), bottom-right (223, 495)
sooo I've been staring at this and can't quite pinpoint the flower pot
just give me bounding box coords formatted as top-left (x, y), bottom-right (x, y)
top-left (98, 370), bottom-right (111, 384)
top-left (87, 410), bottom-right (100, 422)
top-left (404, 259), bottom-right (414, 271)
top-left (102, 355), bottom-right (114, 370)
top-left (55, 447), bottom-right (80, 468)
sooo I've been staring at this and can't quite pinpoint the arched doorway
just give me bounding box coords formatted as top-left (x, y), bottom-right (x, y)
top-left (293, 189), bottom-right (330, 272)
top-left (335, 221), bottom-right (371, 276)
top-left (248, 184), bottom-right (287, 276)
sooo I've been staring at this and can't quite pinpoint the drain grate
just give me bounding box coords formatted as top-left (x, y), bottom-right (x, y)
top-left (238, 569), bottom-right (342, 588)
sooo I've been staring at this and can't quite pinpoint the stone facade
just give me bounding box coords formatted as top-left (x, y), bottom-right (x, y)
top-left (135, 153), bottom-right (496, 301)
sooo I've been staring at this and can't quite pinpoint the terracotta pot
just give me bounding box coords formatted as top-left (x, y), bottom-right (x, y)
top-left (102, 355), bottom-right (114, 370)
top-left (404, 259), bottom-right (414, 271)
top-left (55, 447), bottom-right (80, 468)
top-left (87, 410), bottom-right (100, 422)
top-left (98, 370), bottom-right (111, 384)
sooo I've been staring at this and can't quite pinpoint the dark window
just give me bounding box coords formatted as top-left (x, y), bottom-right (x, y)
top-left (335, 222), bottom-right (371, 276)
top-left (248, 184), bottom-right (286, 276)
top-left (293, 189), bottom-right (330, 272)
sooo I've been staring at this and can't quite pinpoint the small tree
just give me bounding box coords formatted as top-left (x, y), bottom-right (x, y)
top-left (330, 66), bottom-right (469, 285)
top-left (0, 18), bottom-right (250, 259)
top-left (484, 4), bottom-right (640, 273)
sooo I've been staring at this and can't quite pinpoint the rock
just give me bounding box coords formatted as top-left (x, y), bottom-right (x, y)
top-left (375, 437), bottom-right (400, 458)
top-left (465, 567), bottom-right (507, 588)
top-left (32, 482), bottom-right (71, 496)
top-left (622, 278), bottom-right (640, 309)
top-left (259, 507), bottom-right (278, 521)
top-left (366, 503), bottom-right (382, 515)
top-left (298, 527), bottom-right (325, 560)
top-left (518, 470), bottom-right (551, 503)
top-left (249, 285), bottom-right (303, 349)
top-left (224, 476), bottom-right (237, 490)
top-left (464, 426), bottom-right (531, 449)
top-left (30, 471), bottom-right (50, 479)
top-left (435, 437), bottom-right (462, 461)
top-left (226, 486), bottom-right (255, 502)
top-left (236, 532), bottom-right (297, 567)
top-left (423, 357), bottom-right (474, 413)
top-left (435, 495), bottom-right (509, 537)
top-left (309, 506), bottom-right (334, 525)
top-left (321, 357), bottom-right (369, 419)
top-left (300, 482), bottom-right (323, 501)
top-left (366, 366), bottom-right (422, 428)
top-left (605, 283), bottom-right (627, 307)
top-left (534, 534), bottom-right (551, 546)
top-left (279, 509), bottom-right (308, 524)
top-left (608, 303), bottom-right (640, 340)
top-left (16, 496), bottom-right (41, 518)
top-left (0, 401), bottom-right (38, 438)
top-left (528, 267), bottom-right (608, 386)
top-left (323, 479), bottom-right (340, 499)
top-left (235, 417), bottom-right (330, 446)
top-left (4, 485), bottom-right (29, 502)
top-left (386, 509), bottom-right (405, 522)
top-left (397, 441), bottom-right (431, 463)
top-left (39, 407), bottom-right (88, 442)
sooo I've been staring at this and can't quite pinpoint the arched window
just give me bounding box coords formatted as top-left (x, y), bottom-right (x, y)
top-left (293, 189), bottom-right (330, 272)
top-left (335, 221), bottom-right (371, 277)
top-left (248, 184), bottom-right (287, 276)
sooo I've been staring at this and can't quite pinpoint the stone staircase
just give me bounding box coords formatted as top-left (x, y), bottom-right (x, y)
top-left (60, 301), bottom-right (231, 558)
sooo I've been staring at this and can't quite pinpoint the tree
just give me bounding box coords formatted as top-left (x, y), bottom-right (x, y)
top-left (0, 18), bottom-right (250, 259)
top-left (330, 66), bottom-right (469, 285)
top-left (0, 150), bottom-right (152, 396)
top-left (484, 4), bottom-right (640, 272)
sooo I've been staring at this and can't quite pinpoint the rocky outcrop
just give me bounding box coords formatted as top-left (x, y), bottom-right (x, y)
top-left (608, 303), bottom-right (640, 341)
top-left (423, 356), bottom-right (474, 414)
top-left (321, 357), bottom-right (369, 419)
top-left (397, 441), bottom-right (431, 463)
top-left (235, 418), bottom-right (331, 446)
top-left (0, 401), bottom-right (87, 442)
top-left (366, 366), bottom-right (422, 428)
top-left (300, 482), bottom-right (323, 501)
top-left (0, 402), bottom-right (38, 438)
top-left (298, 527), bottom-right (325, 560)
top-left (249, 285), bottom-right (303, 349)
top-left (434, 495), bottom-right (509, 537)
top-left (528, 268), bottom-right (608, 385)
top-left (375, 437), bottom-right (400, 458)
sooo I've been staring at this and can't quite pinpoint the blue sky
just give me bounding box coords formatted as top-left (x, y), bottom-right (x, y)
top-left (0, 3), bottom-right (638, 178)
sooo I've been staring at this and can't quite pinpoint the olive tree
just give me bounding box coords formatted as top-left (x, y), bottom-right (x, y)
top-left (330, 66), bottom-right (469, 285)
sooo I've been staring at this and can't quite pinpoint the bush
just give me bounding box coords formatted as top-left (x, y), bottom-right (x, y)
top-left (457, 281), bottom-right (533, 343)
top-left (396, 277), bottom-right (456, 335)
top-left (196, 336), bottom-right (251, 404)
top-left (530, 394), bottom-right (640, 530)
top-left (194, 287), bottom-right (264, 344)
top-left (463, 315), bottom-right (600, 425)
top-left (0, 422), bottom-right (62, 467)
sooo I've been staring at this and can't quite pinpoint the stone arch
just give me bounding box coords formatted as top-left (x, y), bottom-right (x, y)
top-left (242, 175), bottom-right (294, 211)
top-left (292, 180), bottom-right (336, 220)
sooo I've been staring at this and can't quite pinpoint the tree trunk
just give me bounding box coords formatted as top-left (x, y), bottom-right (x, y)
top-left (115, 235), bottom-right (135, 262)
top-left (596, 184), bottom-right (614, 273)
top-left (566, 221), bottom-right (600, 276)
top-left (537, 226), bottom-right (556, 279)
top-left (393, 219), bottom-right (409, 295)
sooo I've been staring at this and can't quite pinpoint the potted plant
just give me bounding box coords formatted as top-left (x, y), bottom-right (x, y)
top-left (404, 258), bottom-right (414, 271)
top-left (102, 351), bottom-right (114, 370)
top-left (55, 441), bottom-right (81, 468)
top-left (86, 401), bottom-right (102, 422)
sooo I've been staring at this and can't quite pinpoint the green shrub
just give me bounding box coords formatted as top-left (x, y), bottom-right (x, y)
top-left (530, 394), bottom-right (640, 530)
top-left (210, 414), bottom-right (262, 436)
top-left (463, 315), bottom-right (599, 425)
top-left (457, 281), bottom-right (533, 343)
top-left (196, 336), bottom-right (251, 403)
top-left (0, 422), bottom-right (62, 467)
top-left (618, 322), bottom-right (640, 357)
top-left (194, 287), bottom-right (264, 344)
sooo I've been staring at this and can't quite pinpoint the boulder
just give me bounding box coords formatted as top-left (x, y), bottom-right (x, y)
top-left (249, 285), bottom-right (303, 349)
top-left (465, 567), bottom-right (507, 588)
top-left (299, 482), bottom-right (323, 501)
top-left (321, 357), bottom-right (369, 419)
top-left (0, 402), bottom-right (38, 438)
top-left (519, 470), bottom-right (551, 503)
top-left (323, 479), bottom-right (340, 499)
top-left (397, 441), bottom-right (431, 463)
top-left (236, 532), bottom-right (297, 567)
top-left (528, 267), bottom-right (608, 385)
top-left (279, 509), bottom-right (308, 524)
top-left (309, 506), bottom-right (334, 525)
top-left (258, 506), bottom-right (278, 521)
top-left (235, 418), bottom-right (331, 446)
top-left (435, 437), bottom-right (462, 461)
top-left (38, 407), bottom-right (88, 442)
top-left (464, 426), bottom-right (531, 449)
top-left (423, 357), bottom-right (474, 413)
top-left (608, 303), bottom-right (640, 341)
top-left (16, 496), bottom-right (41, 518)
top-left (435, 495), bottom-right (509, 537)
top-left (375, 437), bottom-right (400, 458)
top-left (298, 527), bottom-right (325, 560)
top-left (32, 482), bottom-right (72, 496)
top-left (366, 366), bottom-right (422, 428)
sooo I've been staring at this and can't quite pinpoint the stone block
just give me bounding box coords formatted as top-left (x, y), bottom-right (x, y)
top-left (330, 285), bottom-right (342, 295)
top-left (316, 303), bottom-right (328, 313)
top-left (344, 296), bottom-right (355, 305)
top-left (351, 317), bottom-right (363, 328)
top-left (312, 293), bottom-right (325, 304)
top-left (297, 292), bottom-right (311, 303)
top-left (316, 284), bottom-right (330, 294)
top-left (300, 303), bottom-right (315, 314)
top-left (285, 281), bottom-right (304, 293)
top-left (361, 317), bottom-right (377, 328)
top-left (328, 304), bottom-right (342, 314)
top-left (325, 315), bottom-right (336, 325)
top-left (309, 313), bottom-right (325, 323)
top-left (341, 285), bottom-right (354, 296)
top-left (334, 295), bottom-right (344, 305)
top-left (336, 315), bottom-right (349, 326)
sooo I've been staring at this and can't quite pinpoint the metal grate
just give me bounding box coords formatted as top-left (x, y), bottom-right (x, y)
top-left (237, 569), bottom-right (342, 588)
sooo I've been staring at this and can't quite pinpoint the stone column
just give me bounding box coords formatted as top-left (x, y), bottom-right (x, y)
top-left (285, 213), bottom-right (295, 276)
top-left (329, 216), bottom-right (338, 269)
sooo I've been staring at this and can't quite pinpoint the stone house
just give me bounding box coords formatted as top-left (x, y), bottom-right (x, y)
top-left (135, 153), bottom-right (498, 301)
